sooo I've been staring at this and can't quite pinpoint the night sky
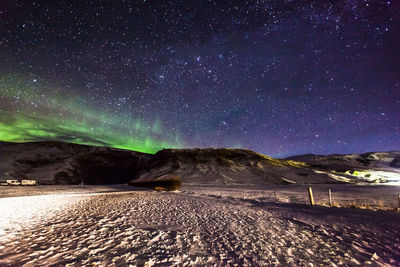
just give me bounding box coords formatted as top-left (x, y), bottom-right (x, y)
top-left (0, 0), bottom-right (399, 157)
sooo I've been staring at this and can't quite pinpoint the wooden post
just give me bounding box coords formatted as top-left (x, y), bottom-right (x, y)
top-left (328, 189), bottom-right (332, 207)
top-left (308, 187), bottom-right (314, 206)
top-left (398, 194), bottom-right (400, 211)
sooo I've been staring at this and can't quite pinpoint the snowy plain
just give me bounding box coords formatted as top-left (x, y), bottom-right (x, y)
top-left (0, 185), bottom-right (399, 266)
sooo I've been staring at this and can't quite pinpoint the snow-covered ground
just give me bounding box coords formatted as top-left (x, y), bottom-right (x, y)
top-left (0, 185), bottom-right (399, 266)
top-left (344, 170), bottom-right (400, 185)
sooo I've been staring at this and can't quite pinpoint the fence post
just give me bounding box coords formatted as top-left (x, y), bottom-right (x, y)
top-left (398, 194), bottom-right (400, 211)
top-left (328, 188), bottom-right (332, 207)
top-left (308, 187), bottom-right (314, 206)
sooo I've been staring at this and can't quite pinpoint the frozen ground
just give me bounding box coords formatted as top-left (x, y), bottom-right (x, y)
top-left (0, 185), bottom-right (399, 266)
top-left (0, 184), bottom-right (136, 198)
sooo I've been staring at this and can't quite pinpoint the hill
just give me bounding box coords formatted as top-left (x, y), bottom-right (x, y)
top-left (286, 151), bottom-right (400, 184)
top-left (0, 141), bottom-right (151, 184)
top-left (286, 151), bottom-right (400, 171)
top-left (130, 148), bottom-right (345, 185)
top-left (3, 141), bottom-right (398, 185)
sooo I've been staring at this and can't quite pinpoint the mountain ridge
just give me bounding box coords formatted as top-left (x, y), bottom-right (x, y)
top-left (1, 140), bottom-right (399, 185)
top-left (0, 141), bottom-right (151, 184)
top-left (286, 151), bottom-right (400, 171)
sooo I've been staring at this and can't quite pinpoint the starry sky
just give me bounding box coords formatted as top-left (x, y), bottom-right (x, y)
top-left (0, 0), bottom-right (399, 157)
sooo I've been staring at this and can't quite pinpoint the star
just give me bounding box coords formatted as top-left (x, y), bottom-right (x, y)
top-left (0, 0), bottom-right (398, 157)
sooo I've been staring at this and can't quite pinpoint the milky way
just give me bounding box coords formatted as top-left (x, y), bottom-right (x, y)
top-left (0, 1), bottom-right (399, 156)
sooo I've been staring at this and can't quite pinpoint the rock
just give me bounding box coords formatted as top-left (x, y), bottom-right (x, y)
top-left (389, 157), bottom-right (400, 168)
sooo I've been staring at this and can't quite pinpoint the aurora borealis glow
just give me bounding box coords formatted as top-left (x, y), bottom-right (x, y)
top-left (0, 74), bottom-right (179, 153)
top-left (1, 1), bottom-right (399, 156)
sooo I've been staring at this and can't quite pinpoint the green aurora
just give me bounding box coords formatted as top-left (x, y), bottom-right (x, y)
top-left (0, 74), bottom-right (181, 153)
